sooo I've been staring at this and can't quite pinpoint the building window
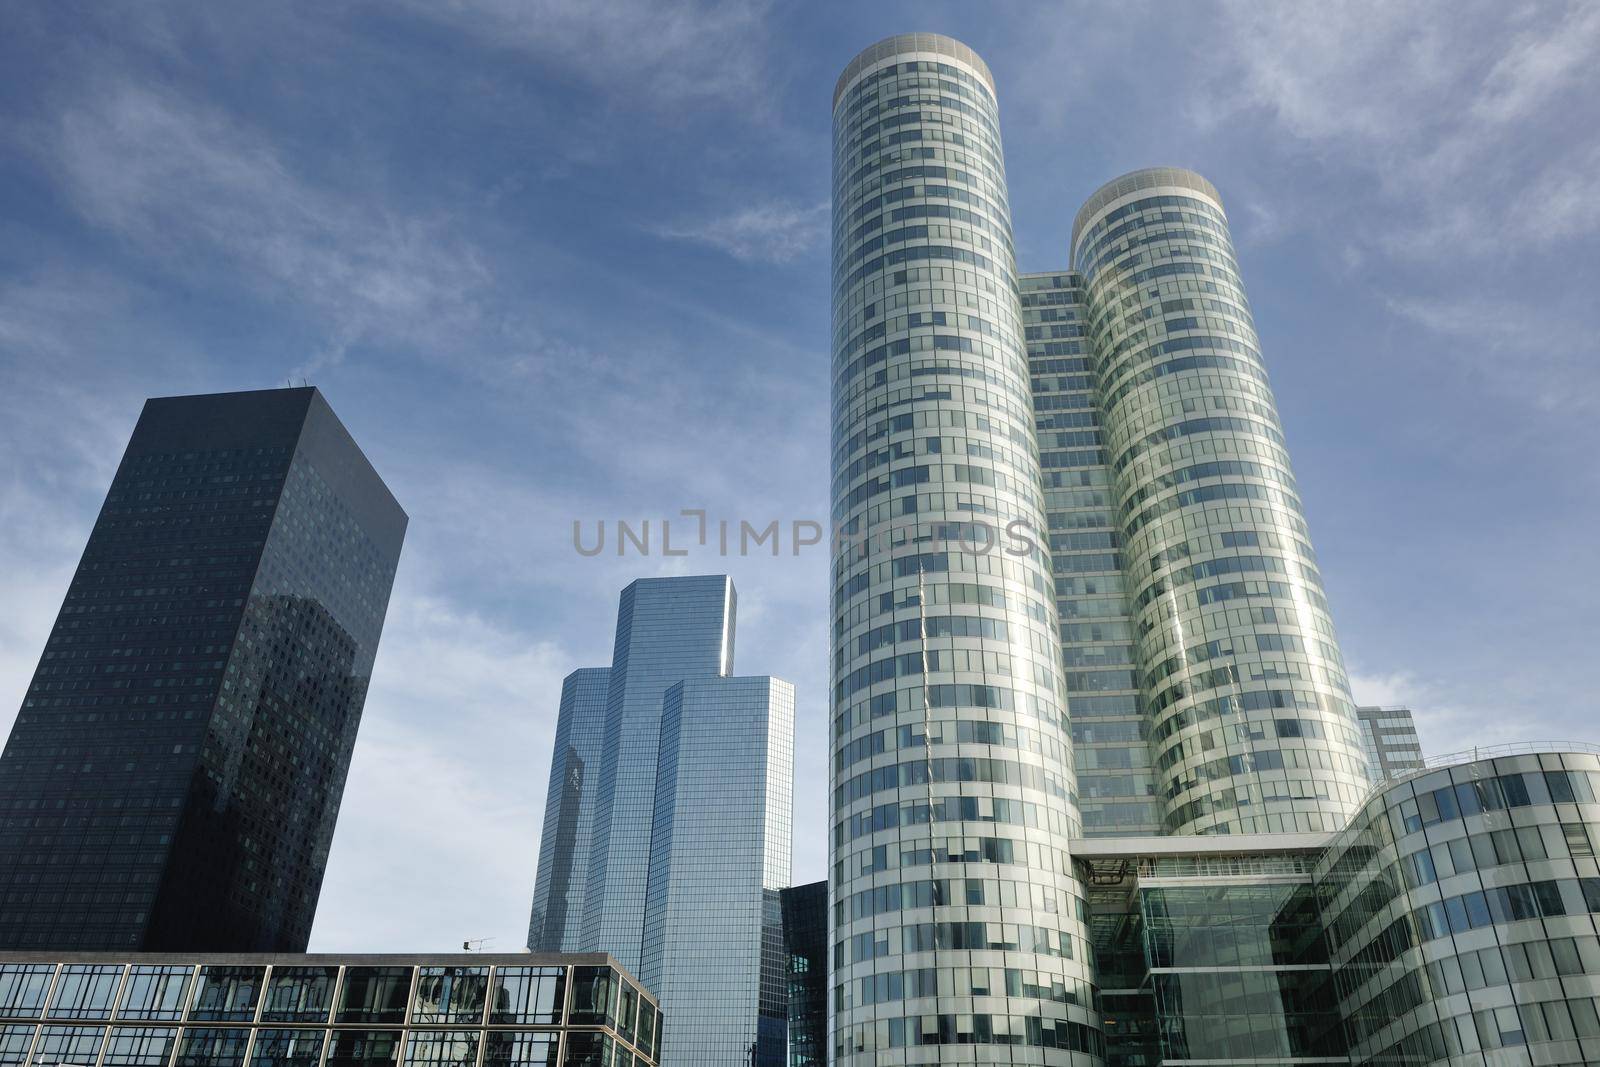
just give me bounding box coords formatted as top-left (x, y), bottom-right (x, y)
top-left (190, 969), bottom-right (265, 1022)
top-left (480, 1032), bottom-right (558, 1067)
top-left (118, 967), bottom-right (194, 1022)
top-left (0, 967), bottom-right (54, 1019)
top-left (487, 969), bottom-right (565, 1026)
top-left (47, 967), bottom-right (123, 1020)
top-left (261, 969), bottom-right (338, 1025)
top-left (103, 1026), bottom-right (179, 1066)
top-left (174, 1027), bottom-right (251, 1067)
top-left (335, 970), bottom-right (411, 1025)
top-left (249, 1029), bottom-right (325, 1067)
top-left (326, 1030), bottom-right (402, 1067)
top-left (402, 1031), bottom-right (478, 1067)
top-left (412, 969), bottom-right (487, 1025)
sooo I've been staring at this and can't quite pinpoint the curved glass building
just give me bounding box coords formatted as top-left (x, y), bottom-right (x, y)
top-left (1318, 750), bottom-right (1600, 1063)
top-left (830, 33), bottom-right (1104, 1065)
top-left (1071, 168), bottom-right (1371, 835)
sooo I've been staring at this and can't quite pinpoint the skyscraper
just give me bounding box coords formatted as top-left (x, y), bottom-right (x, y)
top-left (831, 31), bottom-right (1382, 1063)
top-left (779, 881), bottom-right (827, 1067)
top-left (580, 575), bottom-right (735, 971)
top-left (527, 575), bottom-right (794, 1067)
top-left (527, 667), bottom-right (611, 952)
top-left (0, 387), bottom-right (405, 952)
top-left (1069, 168), bottom-right (1371, 835)
top-left (639, 675), bottom-right (794, 1067)
top-left (831, 34), bottom-right (1104, 1063)
top-left (1357, 704), bottom-right (1425, 779)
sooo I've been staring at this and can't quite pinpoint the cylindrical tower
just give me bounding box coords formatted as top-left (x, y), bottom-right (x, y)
top-left (830, 34), bottom-right (1103, 1064)
top-left (1071, 167), bottom-right (1371, 835)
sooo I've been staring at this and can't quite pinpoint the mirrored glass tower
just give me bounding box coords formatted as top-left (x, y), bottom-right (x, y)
top-left (830, 34), bottom-right (1104, 1064)
top-left (0, 387), bottom-right (405, 951)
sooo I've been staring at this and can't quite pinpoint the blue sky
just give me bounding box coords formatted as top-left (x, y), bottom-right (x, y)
top-left (2, 1), bottom-right (1597, 951)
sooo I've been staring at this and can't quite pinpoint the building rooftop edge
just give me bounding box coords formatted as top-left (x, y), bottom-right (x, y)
top-left (1071, 166), bottom-right (1223, 253)
top-left (834, 33), bottom-right (995, 109)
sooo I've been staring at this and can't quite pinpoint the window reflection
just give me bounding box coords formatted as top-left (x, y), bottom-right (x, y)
top-left (0, 967), bottom-right (55, 1020)
top-left (334, 970), bottom-right (411, 1025)
top-left (31, 1025), bottom-right (106, 1065)
top-left (480, 1033), bottom-right (558, 1067)
top-left (261, 969), bottom-right (337, 1024)
top-left (118, 967), bottom-right (194, 1022)
top-left (566, 969), bottom-right (613, 1028)
top-left (249, 1029), bottom-right (324, 1067)
top-left (102, 1026), bottom-right (178, 1067)
top-left (174, 1028), bottom-right (250, 1067)
top-left (488, 969), bottom-right (564, 1026)
top-left (560, 1033), bottom-right (610, 1067)
top-left (47, 967), bottom-right (123, 1020)
top-left (402, 1032), bottom-right (477, 1067)
top-left (190, 969), bottom-right (265, 1023)
top-left (411, 969), bottom-right (486, 1025)
top-left (325, 1031), bottom-right (402, 1067)
top-left (0, 1026), bottom-right (35, 1067)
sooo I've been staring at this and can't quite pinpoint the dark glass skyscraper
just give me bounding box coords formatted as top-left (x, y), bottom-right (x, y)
top-left (779, 881), bottom-right (826, 1067)
top-left (0, 387), bottom-right (405, 952)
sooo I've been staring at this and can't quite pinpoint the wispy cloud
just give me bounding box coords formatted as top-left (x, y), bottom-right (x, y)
top-left (389, 0), bottom-right (774, 112)
top-left (653, 200), bottom-right (829, 263)
top-left (39, 82), bottom-right (489, 373)
top-left (1201, 1), bottom-right (1600, 258)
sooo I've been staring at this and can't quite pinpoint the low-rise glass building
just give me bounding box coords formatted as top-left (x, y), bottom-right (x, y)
top-left (0, 954), bottom-right (658, 1067)
top-left (1074, 746), bottom-right (1600, 1066)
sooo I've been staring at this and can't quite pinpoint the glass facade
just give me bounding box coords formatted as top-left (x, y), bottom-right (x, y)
top-left (830, 33), bottom-right (1104, 1065)
top-left (1022, 272), bottom-right (1157, 837)
top-left (0, 955), bottom-right (658, 1067)
top-left (0, 388), bottom-right (406, 952)
top-left (580, 576), bottom-right (736, 971)
top-left (527, 578), bottom-right (794, 1065)
top-left (1069, 170), bottom-right (1371, 834)
top-left (1355, 705), bottom-right (1425, 781)
top-left (778, 883), bottom-right (825, 1067)
top-left (528, 670), bottom-right (612, 952)
top-left (1316, 750), bottom-right (1600, 1064)
top-left (637, 677), bottom-right (793, 1067)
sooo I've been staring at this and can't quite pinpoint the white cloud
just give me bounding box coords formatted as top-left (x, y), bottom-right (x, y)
top-left (388, 0), bottom-right (774, 111)
top-left (40, 82), bottom-right (489, 373)
top-left (654, 200), bottom-right (829, 263)
top-left (310, 587), bottom-right (572, 951)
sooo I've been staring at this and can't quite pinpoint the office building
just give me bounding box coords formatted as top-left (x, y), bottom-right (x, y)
top-left (831, 32), bottom-right (1105, 1064)
top-left (0, 388), bottom-right (405, 953)
top-left (0, 952), bottom-right (660, 1067)
top-left (778, 882), bottom-right (825, 1067)
top-left (580, 576), bottom-right (735, 972)
top-left (1357, 704), bottom-right (1426, 780)
top-left (823, 29), bottom-right (1555, 1065)
top-left (526, 577), bottom-right (793, 1067)
top-left (639, 676), bottom-right (793, 1067)
top-left (527, 669), bottom-right (611, 952)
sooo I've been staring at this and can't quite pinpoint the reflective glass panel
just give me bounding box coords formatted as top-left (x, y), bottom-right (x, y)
top-left (402, 1032), bottom-right (477, 1067)
top-left (411, 969), bottom-right (486, 1025)
top-left (334, 970), bottom-right (411, 1025)
top-left (189, 970), bottom-right (264, 1023)
top-left (173, 1028), bottom-right (250, 1067)
top-left (29, 1025), bottom-right (105, 1066)
top-left (0, 1026), bottom-right (35, 1067)
top-left (635, 1002), bottom-right (655, 1058)
top-left (103, 1026), bottom-right (177, 1067)
top-left (480, 1033), bottom-right (558, 1067)
top-left (118, 968), bottom-right (194, 1022)
top-left (566, 969), bottom-right (613, 1028)
top-left (0, 968), bottom-right (54, 1020)
top-left (260, 970), bottom-right (337, 1024)
top-left (325, 1031), bottom-right (401, 1067)
top-left (560, 1033), bottom-right (610, 1067)
top-left (248, 1029), bottom-right (323, 1067)
top-left (46, 967), bottom-right (123, 1020)
top-left (488, 970), bottom-right (564, 1026)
